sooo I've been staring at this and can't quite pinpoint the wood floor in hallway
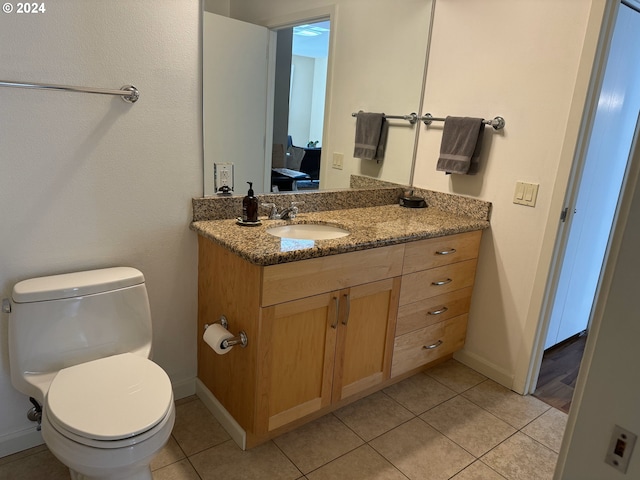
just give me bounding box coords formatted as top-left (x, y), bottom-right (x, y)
top-left (533, 333), bottom-right (587, 414)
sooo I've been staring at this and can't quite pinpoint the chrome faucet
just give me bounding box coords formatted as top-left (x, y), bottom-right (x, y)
top-left (262, 201), bottom-right (304, 220)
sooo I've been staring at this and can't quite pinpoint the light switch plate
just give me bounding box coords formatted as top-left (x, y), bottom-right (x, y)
top-left (332, 152), bottom-right (344, 170)
top-left (513, 181), bottom-right (539, 207)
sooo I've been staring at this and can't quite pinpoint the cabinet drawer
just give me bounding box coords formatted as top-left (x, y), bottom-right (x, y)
top-left (396, 287), bottom-right (472, 336)
top-left (402, 230), bottom-right (482, 274)
top-left (391, 314), bottom-right (468, 378)
top-left (262, 244), bottom-right (404, 306)
top-left (399, 258), bottom-right (477, 306)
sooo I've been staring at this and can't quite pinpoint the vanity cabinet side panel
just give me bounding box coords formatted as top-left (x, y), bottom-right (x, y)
top-left (197, 236), bottom-right (262, 431)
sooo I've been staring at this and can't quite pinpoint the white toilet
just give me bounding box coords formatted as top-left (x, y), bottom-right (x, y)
top-left (7, 267), bottom-right (176, 480)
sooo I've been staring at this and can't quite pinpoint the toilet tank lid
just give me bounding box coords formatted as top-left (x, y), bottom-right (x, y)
top-left (12, 267), bottom-right (145, 303)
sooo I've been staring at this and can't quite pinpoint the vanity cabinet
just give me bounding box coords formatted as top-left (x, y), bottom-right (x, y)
top-left (258, 276), bottom-right (400, 433)
top-left (197, 237), bottom-right (402, 446)
top-left (197, 229), bottom-right (481, 447)
top-left (392, 230), bottom-right (482, 377)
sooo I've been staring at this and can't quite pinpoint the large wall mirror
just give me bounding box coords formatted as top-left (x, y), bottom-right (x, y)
top-left (203, 0), bottom-right (434, 196)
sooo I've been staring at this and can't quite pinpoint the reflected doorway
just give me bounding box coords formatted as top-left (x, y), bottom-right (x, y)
top-left (271, 20), bottom-right (330, 192)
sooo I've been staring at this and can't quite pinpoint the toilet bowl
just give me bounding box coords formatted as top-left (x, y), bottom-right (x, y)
top-left (7, 267), bottom-right (176, 480)
top-left (42, 353), bottom-right (175, 480)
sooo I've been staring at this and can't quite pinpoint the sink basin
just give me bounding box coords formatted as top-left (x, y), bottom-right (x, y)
top-left (266, 224), bottom-right (350, 240)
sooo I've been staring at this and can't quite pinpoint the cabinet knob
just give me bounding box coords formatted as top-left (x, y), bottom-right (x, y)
top-left (435, 248), bottom-right (456, 255)
top-left (431, 278), bottom-right (453, 286)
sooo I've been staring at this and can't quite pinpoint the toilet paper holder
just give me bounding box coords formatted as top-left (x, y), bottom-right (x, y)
top-left (204, 315), bottom-right (248, 348)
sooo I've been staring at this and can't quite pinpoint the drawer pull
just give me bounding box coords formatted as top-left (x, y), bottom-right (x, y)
top-left (435, 248), bottom-right (456, 255)
top-left (431, 278), bottom-right (453, 286)
top-left (427, 306), bottom-right (448, 316)
top-left (423, 340), bottom-right (443, 350)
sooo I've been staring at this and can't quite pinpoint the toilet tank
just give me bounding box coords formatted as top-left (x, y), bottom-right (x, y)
top-left (8, 267), bottom-right (153, 399)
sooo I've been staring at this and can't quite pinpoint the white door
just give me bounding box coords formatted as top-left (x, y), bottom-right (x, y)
top-left (544, 3), bottom-right (640, 349)
top-left (203, 12), bottom-right (274, 196)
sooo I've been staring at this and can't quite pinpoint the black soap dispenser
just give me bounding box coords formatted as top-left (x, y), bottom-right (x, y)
top-left (242, 181), bottom-right (258, 223)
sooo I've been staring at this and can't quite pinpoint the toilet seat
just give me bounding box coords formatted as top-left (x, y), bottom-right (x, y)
top-left (45, 353), bottom-right (173, 448)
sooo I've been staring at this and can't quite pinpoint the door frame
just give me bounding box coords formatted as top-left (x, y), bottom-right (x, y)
top-left (520, 0), bottom-right (623, 395)
top-left (260, 6), bottom-right (337, 190)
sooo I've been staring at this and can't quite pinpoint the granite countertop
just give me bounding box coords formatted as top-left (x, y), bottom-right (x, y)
top-left (191, 204), bottom-right (490, 266)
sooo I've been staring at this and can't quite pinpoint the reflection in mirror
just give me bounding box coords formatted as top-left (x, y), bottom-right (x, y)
top-left (203, 1), bottom-right (433, 196)
top-left (271, 20), bottom-right (330, 192)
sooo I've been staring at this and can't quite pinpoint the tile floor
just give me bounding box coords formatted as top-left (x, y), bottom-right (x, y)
top-left (0, 360), bottom-right (567, 480)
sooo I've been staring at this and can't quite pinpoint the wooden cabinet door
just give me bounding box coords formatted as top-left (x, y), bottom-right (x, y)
top-left (332, 277), bottom-right (401, 402)
top-left (257, 292), bottom-right (339, 433)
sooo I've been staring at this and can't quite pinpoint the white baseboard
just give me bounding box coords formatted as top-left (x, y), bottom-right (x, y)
top-left (0, 427), bottom-right (43, 459)
top-left (454, 349), bottom-right (516, 391)
top-left (172, 377), bottom-right (196, 400)
top-left (195, 379), bottom-right (246, 450)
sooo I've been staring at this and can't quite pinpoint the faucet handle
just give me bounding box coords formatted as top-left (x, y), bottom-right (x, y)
top-left (261, 203), bottom-right (278, 219)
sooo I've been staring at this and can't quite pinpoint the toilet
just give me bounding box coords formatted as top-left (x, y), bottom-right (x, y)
top-left (7, 267), bottom-right (175, 480)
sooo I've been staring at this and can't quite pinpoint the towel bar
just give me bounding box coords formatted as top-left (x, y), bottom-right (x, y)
top-left (421, 113), bottom-right (505, 130)
top-left (0, 80), bottom-right (140, 103)
top-left (351, 111), bottom-right (418, 125)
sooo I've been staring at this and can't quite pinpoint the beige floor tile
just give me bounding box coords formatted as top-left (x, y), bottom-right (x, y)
top-left (333, 391), bottom-right (414, 441)
top-left (306, 445), bottom-right (408, 480)
top-left (425, 359), bottom-right (487, 393)
top-left (0, 444), bottom-right (48, 467)
top-left (421, 396), bottom-right (516, 457)
top-left (370, 417), bottom-right (474, 480)
top-left (190, 439), bottom-right (301, 480)
top-left (461, 380), bottom-right (550, 429)
top-left (151, 436), bottom-right (187, 471)
top-left (521, 408), bottom-right (567, 453)
top-left (273, 414), bottom-right (364, 474)
top-left (383, 373), bottom-right (457, 415)
top-left (171, 397), bottom-right (230, 456)
top-left (450, 460), bottom-right (507, 479)
top-left (481, 432), bottom-right (558, 480)
top-left (0, 448), bottom-right (69, 480)
top-left (152, 458), bottom-right (200, 480)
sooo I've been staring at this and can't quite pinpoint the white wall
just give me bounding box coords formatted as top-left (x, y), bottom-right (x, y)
top-left (231, 0), bottom-right (432, 189)
top-left (0, 0), bottom-right (201, 456)
top-left (289, 55), bottom-right (316, 146)
top-left (204, 0), bottom-right (230, 16)
top-left (288, 55), bottom-right (327, 148)
top-left (413, 0), bottom-right (594, 389)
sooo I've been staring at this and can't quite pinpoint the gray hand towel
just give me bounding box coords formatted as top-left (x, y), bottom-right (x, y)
top-left (354, 112), bottom-right (388, 161)
top-left (436, 116), bottom-right (485, 175)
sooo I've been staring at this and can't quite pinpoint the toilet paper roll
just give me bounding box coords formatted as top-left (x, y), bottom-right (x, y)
top-left (203, 323), bottom-right (235, 355)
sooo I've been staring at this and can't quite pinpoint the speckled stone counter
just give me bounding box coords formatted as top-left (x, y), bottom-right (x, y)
top-left (191, 204), bottom-right (490, 266)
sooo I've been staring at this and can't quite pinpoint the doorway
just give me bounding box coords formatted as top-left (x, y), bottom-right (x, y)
top-left (271, 20), bottom-right (330, 192)
top-left (533, 1), bottom-right (640, 410)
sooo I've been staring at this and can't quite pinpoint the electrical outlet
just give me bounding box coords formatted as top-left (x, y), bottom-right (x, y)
top-left (214, 163), bottom-right (234, 192)
top-left (332, 152), bottom-right (344, 170)
top-left (605, 425), bottom-right (637, 474)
